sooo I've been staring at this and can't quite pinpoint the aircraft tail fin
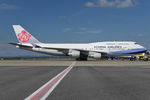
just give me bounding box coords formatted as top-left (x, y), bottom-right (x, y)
top-left (12, 25), bottom-right (40, 44)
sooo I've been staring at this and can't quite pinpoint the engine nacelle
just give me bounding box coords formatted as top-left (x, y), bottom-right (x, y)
top-left (68, 50), bottom-right (80, 58)
top-left (88, 52), bottom-right (102, 59)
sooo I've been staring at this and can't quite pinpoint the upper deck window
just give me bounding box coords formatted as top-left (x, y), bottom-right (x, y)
top-left (118, 43), bottom-right (129, 45)
top-left (106, 43), bottom-right (115, 45)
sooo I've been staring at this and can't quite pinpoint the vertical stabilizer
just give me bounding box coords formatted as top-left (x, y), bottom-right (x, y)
top-left (12, 25), bottom-right (40, 43)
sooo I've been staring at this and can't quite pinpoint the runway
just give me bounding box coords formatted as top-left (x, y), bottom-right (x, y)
top-left (0, 61), bottom-right (150, 100)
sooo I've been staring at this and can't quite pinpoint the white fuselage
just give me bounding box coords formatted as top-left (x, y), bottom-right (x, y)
top-left (29, 41), bottom-right (146, 57)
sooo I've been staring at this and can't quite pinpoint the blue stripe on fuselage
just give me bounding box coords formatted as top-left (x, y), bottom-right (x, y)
top-left (108, 48), bottom-right (147, 55)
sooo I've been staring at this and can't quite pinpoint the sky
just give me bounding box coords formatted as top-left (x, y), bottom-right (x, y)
top-left (0, 0), bottom-right (150, 57)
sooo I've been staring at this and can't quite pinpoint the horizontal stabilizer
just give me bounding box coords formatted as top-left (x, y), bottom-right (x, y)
top-left (9, 42), bottom-right (33, 48)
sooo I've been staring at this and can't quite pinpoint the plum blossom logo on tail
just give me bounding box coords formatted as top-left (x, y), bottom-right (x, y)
top-left (17, 30), bottom-right (31, 42)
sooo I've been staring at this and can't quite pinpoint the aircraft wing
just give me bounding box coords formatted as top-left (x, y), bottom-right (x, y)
top-left (42, 46), bottom-right (107, 55)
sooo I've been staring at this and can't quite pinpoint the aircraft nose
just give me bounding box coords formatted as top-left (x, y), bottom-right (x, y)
top-left (143, 48), bottom-right (147, 51)
top-left (140, 47), bottom-right (147, 52)
top-left (138, 45), bottom-right (147, 51)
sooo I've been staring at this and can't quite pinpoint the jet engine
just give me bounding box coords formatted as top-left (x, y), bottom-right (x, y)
top-left (68, 50), bottom-right (80, 58)
top-left (88, 52), bottom-right (102, 59)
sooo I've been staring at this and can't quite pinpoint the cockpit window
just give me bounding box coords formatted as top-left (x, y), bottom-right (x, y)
top-left (135, 43), bottom-right (138, 45)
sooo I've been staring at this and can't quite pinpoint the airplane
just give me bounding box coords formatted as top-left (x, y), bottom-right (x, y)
top-left (9, 25), bottom-right (147, 60)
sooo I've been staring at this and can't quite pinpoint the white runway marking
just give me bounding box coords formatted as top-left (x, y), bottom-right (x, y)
top-left (25, 61), bottom-right (76, 100)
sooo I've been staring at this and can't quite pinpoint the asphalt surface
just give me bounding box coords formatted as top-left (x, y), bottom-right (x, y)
top-left (1, 65), bottom-right (150, 100)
